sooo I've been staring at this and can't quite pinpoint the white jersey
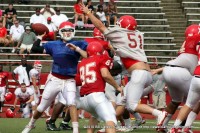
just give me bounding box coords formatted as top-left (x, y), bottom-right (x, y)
top-left (13, 65), bottom-right (30, 86)
top-left (104, 27), bottom-right (147, 62)
top-left (29, 68), bottom-right (40, 83)
top-left (14, 87), bottom-right (34, 101)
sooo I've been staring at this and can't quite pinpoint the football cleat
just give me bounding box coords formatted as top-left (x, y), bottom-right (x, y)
top-left (182, 127), bottom-right (193, 133)
top-left (21, 124), bottom-right (35, 133)
top-left (59, 122), bottom-right (73, 130)
top-left (156, 111), bottom-right (168, 131)
top-left (46, 121), bottom-right (60, 131)
top-left (133, 119), bottom-right (146, 129)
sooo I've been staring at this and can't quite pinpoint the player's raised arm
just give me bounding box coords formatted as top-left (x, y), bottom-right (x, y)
top-left (81, 3), bottom-right (107, 34)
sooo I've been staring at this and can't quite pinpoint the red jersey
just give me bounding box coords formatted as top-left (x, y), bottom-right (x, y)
top-left (0, 71), bottom-right (9, 87)
top-left (0, 27), bottom-right (7, 37)
top-left (85, 38), bottom-right (109, 50)
top-left (182, 34), bottom-right (200, 55)
top-left (77, 54), bottom-right (113, 96)
top-left (74, 4), bottom-right (83, 14)
top-left (194, 44), bottom-right (200, 75)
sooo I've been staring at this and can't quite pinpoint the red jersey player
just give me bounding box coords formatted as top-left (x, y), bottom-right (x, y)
top-left (77, 41), bottom-right (122, 133)
top-left (0, 64), bottom-right (9, 112)
top-left (168, 26), bottom-right (200, 133)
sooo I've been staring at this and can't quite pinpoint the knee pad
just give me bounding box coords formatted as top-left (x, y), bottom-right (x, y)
top-left (23, 107), bottom-right (30, 118)
top-left (31, 101), bottom-right (36, 107)
top-left (126, 102), bottom-right (138, 113)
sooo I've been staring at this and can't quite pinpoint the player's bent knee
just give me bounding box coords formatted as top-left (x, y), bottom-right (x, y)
top-left (126, 102), bottom-right (138, 112)
top-left (31, 101), bottom-right (36, 107)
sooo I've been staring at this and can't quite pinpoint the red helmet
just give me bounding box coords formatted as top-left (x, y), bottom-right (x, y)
top-left (93, 28), bottom-right (104, 39)
top-left (116, 15), bottom-right (137, 30)
top-left (185, 24), bottom-right (200, 38)
top-left (6, 108), bottom-right (15, 118)
top-left (34, 60), bottom-right (42, 72)
top-left (87, 41), bottom-right (104, 56)
top-left (4, 92), bottom-right (13, 102)
top-left (59, 21), bottom-right (75, 41)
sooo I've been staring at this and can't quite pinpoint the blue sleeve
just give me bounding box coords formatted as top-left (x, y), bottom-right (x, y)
top-left (43, 41), bottom-right (54, 55)
top-left (73, 40), bottom-right (88, 51)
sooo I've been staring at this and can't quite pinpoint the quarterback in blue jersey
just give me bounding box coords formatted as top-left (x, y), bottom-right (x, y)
top-left (22, 21), bottom-right (87, 133)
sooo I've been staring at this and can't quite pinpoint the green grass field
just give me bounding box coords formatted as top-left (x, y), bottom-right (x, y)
top-left (0, 118), bottom-right (200, 133)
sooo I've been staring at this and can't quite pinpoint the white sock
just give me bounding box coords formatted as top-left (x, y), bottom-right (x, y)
top-left (81, 110), bottom-right (85, 116)
top-left (124, 118), bottom-right (131, 128)
top-left (162, 114), bottom-right (172, 126)
top-left (28, 117), bottom-right (36, 126)
top-left (152, 109), bottom-right (161, 117)
top-left (133, 112), bottom-right (142, 120)
top-left (185, 111), bottom-right (197, 127)
top-left (72, 122), bottom-right (79, 133)
top-left (174, 119), bottom-right (182, 127)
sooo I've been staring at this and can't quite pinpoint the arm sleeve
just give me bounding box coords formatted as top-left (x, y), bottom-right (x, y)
top-left (100, 55), bottom-right (113, 70)
top-left (43, 42), bottom-right (53, 55)
top-left (76, 41), bottom-right (88, 51)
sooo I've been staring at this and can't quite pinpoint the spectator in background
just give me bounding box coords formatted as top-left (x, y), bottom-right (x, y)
top-left (40, 4), bottom-right (55, 20)
top-left (85, 0), bottom-right (94, 24)
top-left (0, 20), bottom-right (11, 49)
top-left (12, 57), bottom-right (33, 87)
top-left (10, 19), bottom-right (25, 52)
top-left (74, 0), bottom-right (84, 25)
top-left (43, 17), bottom-right (57, 41)
top-left (15, 25), bottom-right (37, 54)
top-left (4, 3), bottom-right (17, 29)
top-left (96, 5), bottom-right (108, 27)
top-left (51, 8), bottom-right (68, 28)
top-left (96, 0), bottom-right (108, 12)
top-left (0, 9), bottom-right (2, 19)
top-left (0, 65), bottom-right (9, 113)
top-left (106, 0), bottom-right (117, 25)
top-left (30, 8), bottom-right (46, 26)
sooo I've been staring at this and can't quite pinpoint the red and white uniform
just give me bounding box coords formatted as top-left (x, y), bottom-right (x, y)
top-left (167, 34), bottom-right (200, 74)
top-left (13, 65), bottom-right (30, 86)
top-left (29, 68), bottom-right (41, 104)
top-left (15, 87), bottom-right (34, 103)
top-left (185, 45), bottom-right (200, 109)
top-left (77, 54), bottom-right (117, 124)
top-left (104, 27), bottom-right (147, 69)
top-left (0, 71), bottom-right (9, 101)
top-left (14, 87), bottom-right (35, 118)
top-left (163, 35), bottom-right (200, 103)
top-left (104, 27), bottom-right (152, 112)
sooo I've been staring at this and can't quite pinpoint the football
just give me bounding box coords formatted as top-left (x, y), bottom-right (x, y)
top-left (32, 23), bottom-right (49, 35)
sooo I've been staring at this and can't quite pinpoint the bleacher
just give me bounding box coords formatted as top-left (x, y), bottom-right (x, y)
top-left (0, 0), bottom-right (179, 71)
top-left (182, 0), bottom-right (200, 24)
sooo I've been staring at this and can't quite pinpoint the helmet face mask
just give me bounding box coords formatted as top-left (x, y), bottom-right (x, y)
top-left (34, 60), bottom-right (42, 72)
top-left (59, 21), bottom-right (75, 41)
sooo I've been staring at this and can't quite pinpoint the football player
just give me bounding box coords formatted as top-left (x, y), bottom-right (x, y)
top-left (168, 25), bottom-right (200, 133)
top-left (22, 21), bottom-right (87, 133)
top-left (81, 4), bottom-right (168, 129)
top-left (29, 60), bottom-right (42, 115)
top-left (77, 41), bottom-right (123, 133)
top-left (157, 24), bottom-right (200, 132)
top-left (0, 64), bottom-right (9, 113)
top-left (11, 83), bottom-right (35, 118)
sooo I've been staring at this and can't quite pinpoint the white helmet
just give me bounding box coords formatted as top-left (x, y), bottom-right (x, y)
top-left (59, 21), bottom-right (75, 41)
top-left (34, 60), bottom-right (42, 72)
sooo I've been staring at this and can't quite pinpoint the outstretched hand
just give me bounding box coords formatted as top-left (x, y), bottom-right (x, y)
top-left (66, 43), bottom-right (76, 50)
top-left (80, 3), bottom-right (89, 14)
